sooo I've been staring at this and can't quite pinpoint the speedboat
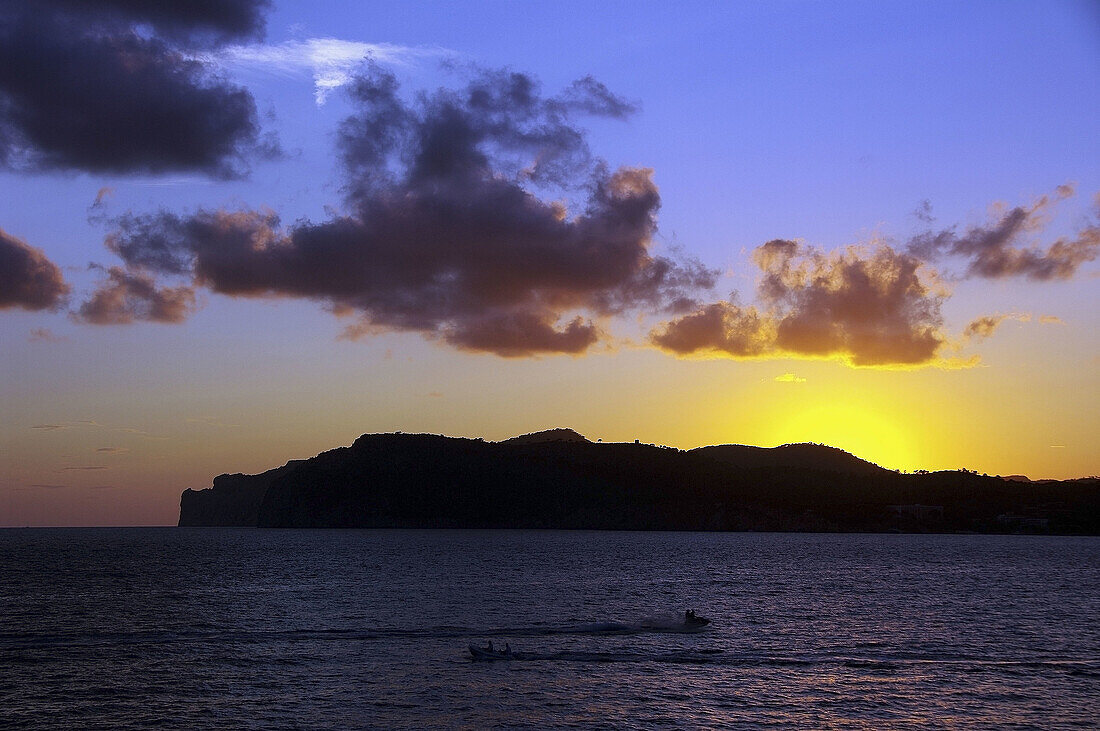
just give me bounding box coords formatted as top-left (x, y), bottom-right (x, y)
top-left (683, 612), bottom-right (710, 629)
top-left (639, 610), bottom-right (712, 632)
top-left (469, 644), bottom-right (516, 660)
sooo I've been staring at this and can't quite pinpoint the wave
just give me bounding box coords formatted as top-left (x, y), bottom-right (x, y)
top-left (5, 624), bottom-right (1100, 678)
top-left (0, 616), bottom-right (706, 650)
top-left (471, 651), bottom-right (1100, 672)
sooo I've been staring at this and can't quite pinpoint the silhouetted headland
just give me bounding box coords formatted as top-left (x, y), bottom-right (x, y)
top-left (179, 429), bottom-right (1100, 533)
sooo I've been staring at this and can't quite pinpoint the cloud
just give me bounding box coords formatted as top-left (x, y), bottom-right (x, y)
top-left (91, 187), bottom-right (114, 210)
top-left (913, 200), bottom-right (935, 223)
top-left (907, 185), bottom-right (1100, 280)
top-left (76, 266), bottom-right (196, 324)
top-left (99, 68), bottom-right (713, 356)
top-left (220, 38), bottom-right (451, 104)
top-left (962, 312), bottom-right (1068, 340)
top-left (95, 447), bottom-right (128, 454)
top-left (649, 301), bottom-right (773, 358)
top-left (774, 373), bottom-right (806, 383)
top-left (963, 313), bottom-right (1032, 341)
top-left (652, 240), bottom-right (949, 367)
top-left (186, 416), bottom-right (240, 428)
top-left (29, 484), bottom-right (66, 490)
top-left (0, 228), bottom-right (69, 310)
top-left (30, 419), bottom-right (166, 438)
top-left (61, 466), bottom-right (108, 471)
top-left (963, 315), bottom-right (1004, 340)
top-left (28, 327), bottom-right (64, 342)
top-left (31, 420), bottom-right (101, 431)
top-left (0, 0), bottom-right (276, 176)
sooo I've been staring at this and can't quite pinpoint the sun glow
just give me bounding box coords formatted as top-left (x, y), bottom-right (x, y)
top-left (762, 402), bottom-right (920, 472)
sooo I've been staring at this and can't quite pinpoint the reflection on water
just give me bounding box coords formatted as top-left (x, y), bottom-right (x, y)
top-left (1, 529), bottom-right (1097, 728)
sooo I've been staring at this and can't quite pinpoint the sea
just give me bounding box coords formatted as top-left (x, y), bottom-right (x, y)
top-left (1, 529), bottom-right (1098, 729)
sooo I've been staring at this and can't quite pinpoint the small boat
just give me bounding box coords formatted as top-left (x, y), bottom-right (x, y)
top-left (637, 610), bottom-right (711, 632)
top-left (678, 610), bottom-right (710, 631)
top-left (684, 613), bottom-right (710, 629)
top-left (469, 644), bottom-right (516, 660)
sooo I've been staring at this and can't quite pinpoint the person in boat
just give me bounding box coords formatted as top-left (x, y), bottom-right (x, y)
top-left (685, 609), bottom-right (696, 622)
top-left (504, 642), bottom-right (510, 654)
top-left (486, 641), bottom-right (494, 652)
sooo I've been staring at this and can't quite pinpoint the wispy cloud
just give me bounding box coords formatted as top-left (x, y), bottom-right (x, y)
top-left (61, 466), bottom-right (108, 472)
top-left (774, 373), bottom-right (806, 383)
top-left (96, 447), bottom-right (128, 454)
top-left (963, 312), bottom-right (1031, 341)
top-left (28, 328), bottom-right (65, 343)
top-left (186, 416), bottom-right (241, 428)
top-left (29, 421), bottom-right (165, 439)
top-left (220, 38), bottom-right (452, 104)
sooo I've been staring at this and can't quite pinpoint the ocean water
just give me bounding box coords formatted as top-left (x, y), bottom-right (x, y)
top-left (1, 529), bottom-right (1098, 729)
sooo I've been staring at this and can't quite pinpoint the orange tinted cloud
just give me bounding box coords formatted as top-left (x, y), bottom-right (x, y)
top-left (77, 266), bottom-right (195, 324)
top-left (652, 240), bottom-right (947, 367)
top-left (908, 186), bottom-right (1099, 280)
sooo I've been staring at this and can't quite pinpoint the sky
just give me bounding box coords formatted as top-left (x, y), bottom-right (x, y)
top-left (1, 0), bottom-right (1098, 526)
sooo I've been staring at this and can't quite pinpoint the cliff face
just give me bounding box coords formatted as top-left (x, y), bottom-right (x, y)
top-left (178, 467), bottom-right (284, 527)
top-left (178, 432), bottom-right (1100, 533)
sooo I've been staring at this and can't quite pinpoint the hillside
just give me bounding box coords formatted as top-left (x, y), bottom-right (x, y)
top-left (178, 431), bottom-right (1100, 533)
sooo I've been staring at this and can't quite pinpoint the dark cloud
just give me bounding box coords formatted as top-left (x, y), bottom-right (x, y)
top-left (443, 312), bottom-right (599, 357)
top-left (338, 67), bottom-right (636, 194)
top-left (907, 186), bottom-right (1099, 280)
top-left (0, 227), bottom-right (69, 310)
top-left (649, 301), bottom-right (772, 358)
top-left (47, 0), bottom-right (270, 46)
top-left (100, 69), bottom-right (715, 356)
top-left (77, 266), bottom-right (195, 324)
top-left (0, 0), bottom-right (274, 176)
top-left (652, 240), bottom-right (947, 367)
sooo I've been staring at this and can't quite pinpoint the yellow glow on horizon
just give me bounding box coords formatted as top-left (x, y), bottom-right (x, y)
top-left (760, 401), bottom-right (920, 472)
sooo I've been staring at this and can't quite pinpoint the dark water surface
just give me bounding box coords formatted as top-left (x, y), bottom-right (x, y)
top-left (1, 529), bottom-right (1098, 729)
